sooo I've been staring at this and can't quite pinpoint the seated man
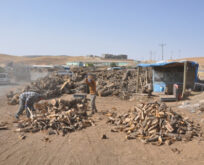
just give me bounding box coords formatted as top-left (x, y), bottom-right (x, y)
top-left (142, 83), bottom-right (153, 97)
top-left (15, 91), bottom-right (43, 119)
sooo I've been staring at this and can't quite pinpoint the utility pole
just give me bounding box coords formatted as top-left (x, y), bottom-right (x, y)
top-left (159, 43), bottom-right (166, 60)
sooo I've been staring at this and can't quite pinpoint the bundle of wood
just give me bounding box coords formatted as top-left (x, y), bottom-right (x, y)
top-left (15, 98), bottom-right (94, 136)
top-left (107, 102), bottom-right (201, 145)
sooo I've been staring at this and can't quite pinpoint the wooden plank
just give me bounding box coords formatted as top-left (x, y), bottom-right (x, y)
top-left (145, 67), bottom-right (148, 84)
top-left (0, 126), bottom-right (8, 130)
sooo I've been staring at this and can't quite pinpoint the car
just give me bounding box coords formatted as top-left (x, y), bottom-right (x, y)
top-left (107, 67), bottom-right (122, 71)
top-left (0, 73), bottom-right (10, 85)
top-left (56, 70), bottom-right (73, 76)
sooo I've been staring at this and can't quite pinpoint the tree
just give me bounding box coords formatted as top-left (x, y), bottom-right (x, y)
top-left (110, 62), bottom-right (117, 67)
top-left (86, 63), bottom-right (94, 67)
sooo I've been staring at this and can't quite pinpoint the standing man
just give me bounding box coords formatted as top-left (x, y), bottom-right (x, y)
top-left (85, 74), bottom-right (97, 114)
top-left (15, 91), bottom-right (43, 119)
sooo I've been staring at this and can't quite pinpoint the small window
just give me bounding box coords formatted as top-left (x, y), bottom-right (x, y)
top-left (0, 74), bottom-right (6, 78)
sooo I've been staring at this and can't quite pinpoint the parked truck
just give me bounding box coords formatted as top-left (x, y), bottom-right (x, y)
top-left (0, 72), bottom-right (10, 85)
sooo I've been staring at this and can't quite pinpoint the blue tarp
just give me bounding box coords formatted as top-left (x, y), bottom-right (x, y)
top-left (137, 61), bottom-right (199, 68)
top-left (138, 61), bottom-right (199, 82)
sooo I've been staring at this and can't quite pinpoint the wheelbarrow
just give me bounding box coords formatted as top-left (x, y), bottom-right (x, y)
top-left (73, 93), bottom-right (87, 99)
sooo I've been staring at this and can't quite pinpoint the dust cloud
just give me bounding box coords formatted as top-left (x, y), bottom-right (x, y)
top-left (0, 63), bottom-right (49, 96)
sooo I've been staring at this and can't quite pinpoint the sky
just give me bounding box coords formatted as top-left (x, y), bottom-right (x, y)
top-left (0, 0), bottom-right (204, 60)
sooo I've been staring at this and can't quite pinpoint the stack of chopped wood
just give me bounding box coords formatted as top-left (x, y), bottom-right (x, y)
top-left (7, 68), bottom-right (152, 105)
top-left (7, 74), bottom-right (78, 105)
top-left (107, 102), bottom-right (201, 145)
top-left (96, 68), bottom-right (152, 99)
top-left (15, 98), bottom-right (94, 136)
top-left (28, 74), bottom-right (76, 97)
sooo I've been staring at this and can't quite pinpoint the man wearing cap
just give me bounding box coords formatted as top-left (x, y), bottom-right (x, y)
top-left (85, 74), bottom-right (97, 114)
top-left (15, 91), bottom-right (43, 119)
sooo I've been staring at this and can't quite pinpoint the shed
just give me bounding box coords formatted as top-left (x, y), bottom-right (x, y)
top-left (66, 62), bottom-right (84, 67)
top-left (138, 61), bottom-right (199, 93)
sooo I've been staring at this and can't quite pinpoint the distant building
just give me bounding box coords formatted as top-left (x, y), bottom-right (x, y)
top-left (102, 54), bottom-right (128, 60)
top-left (66, 61), bottom-right (131, 67)
top-left (66, 62), bottom-right (84, 67)
top-left (86, 54), bottom-right (99, 58)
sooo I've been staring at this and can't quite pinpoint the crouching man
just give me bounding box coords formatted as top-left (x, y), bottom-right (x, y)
top-left (15, 91), bottom-right (43, 119)
top-left (85, 74), bottom-right (97, 114)
top-left (142, 83), bottom-right (153, 97)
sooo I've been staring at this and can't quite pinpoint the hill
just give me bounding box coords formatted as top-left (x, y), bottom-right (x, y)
top-left (0, 54), bottom-right (133, 65)
top-left (180, 57), bottom-right (204, 69)
top-left (0, 54), bottom-right (203, 68)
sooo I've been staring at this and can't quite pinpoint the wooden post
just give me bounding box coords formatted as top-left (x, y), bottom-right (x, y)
top-left (182, 61), bottom-right (187, 98)
top-left (145, 67), bottom-right (148, 84)
top-left (136, 67), bottom-right (140, 93)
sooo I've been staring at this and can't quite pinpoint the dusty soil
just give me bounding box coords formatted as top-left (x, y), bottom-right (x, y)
top-left (1, 86), bottom-right (204, 164)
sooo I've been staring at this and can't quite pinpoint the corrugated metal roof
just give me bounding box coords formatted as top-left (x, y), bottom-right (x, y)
top-left (137, 61), bottom-right (199, 68)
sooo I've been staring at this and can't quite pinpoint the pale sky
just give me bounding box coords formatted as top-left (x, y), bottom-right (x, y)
top-left (0, 0), bottom-right (204, 60)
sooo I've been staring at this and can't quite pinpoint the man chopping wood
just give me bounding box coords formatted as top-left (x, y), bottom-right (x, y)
top-left (15, 91), bottom-right (44, 119)
top-left (85, 74), bottom-right (97, 114)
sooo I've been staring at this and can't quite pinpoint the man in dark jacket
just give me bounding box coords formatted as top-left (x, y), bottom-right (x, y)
top-left (15, 91), bottom-right (43, 119)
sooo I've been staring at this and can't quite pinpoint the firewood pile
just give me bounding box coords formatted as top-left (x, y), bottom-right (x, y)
top-left (15, 98), bottom-right (94, 136)
top-left (107, 102), bottom-right (201, 145)
top-left (71, 67), bottom-right (152, 99)
top-left (26, 74), bottom-right (78, 97)
top-left (96, 68), bottom-right (152, 99)
top-left (7, 74), bottom-right (83, 105)
top-left (7, 68), bottom-right (152, 105)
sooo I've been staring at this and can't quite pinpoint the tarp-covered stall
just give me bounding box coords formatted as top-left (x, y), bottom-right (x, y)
top-left (138, 61), bottom-right (199, 93)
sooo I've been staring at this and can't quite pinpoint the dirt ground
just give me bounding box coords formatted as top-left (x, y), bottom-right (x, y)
top-left (1, 85), bottom-right (204, 165)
